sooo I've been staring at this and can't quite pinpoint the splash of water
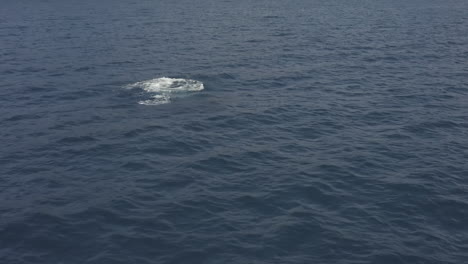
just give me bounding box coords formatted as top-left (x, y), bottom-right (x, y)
top-left (126, 77), bottom-right (204, 105)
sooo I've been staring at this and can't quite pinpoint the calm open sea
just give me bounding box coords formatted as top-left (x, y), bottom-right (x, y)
top-left (1, 0), bottom-right (468, 263)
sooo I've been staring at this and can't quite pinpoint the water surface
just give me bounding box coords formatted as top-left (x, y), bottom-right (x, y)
top-left (1, 0), bottom-right (468, 263)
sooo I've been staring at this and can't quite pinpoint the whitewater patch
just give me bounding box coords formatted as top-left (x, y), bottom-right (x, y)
top-left (125, 77), bottom-right (204, 105)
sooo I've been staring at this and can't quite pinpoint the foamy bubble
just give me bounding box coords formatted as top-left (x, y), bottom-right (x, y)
top-left (126, 77), bottom-right (204, 105)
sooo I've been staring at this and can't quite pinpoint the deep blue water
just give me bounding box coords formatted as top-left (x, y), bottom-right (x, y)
top-left (1, 0), bottom-right (468, 263)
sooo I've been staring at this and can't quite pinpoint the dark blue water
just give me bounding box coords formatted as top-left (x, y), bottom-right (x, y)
top-left (1, 0), bottom-right (468, 263)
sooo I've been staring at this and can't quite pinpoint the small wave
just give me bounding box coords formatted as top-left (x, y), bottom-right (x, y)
top-left (126, 77), bottom-right (204, 105)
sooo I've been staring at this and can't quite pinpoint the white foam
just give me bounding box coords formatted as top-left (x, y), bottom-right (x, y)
top-left (126, 77), bottom-right (204, 105)
top-left (138, 94), bottom-right (171, 105)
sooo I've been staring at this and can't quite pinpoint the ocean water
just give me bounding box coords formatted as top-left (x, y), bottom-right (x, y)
top-left (1, 0), bottom-right (468, 263)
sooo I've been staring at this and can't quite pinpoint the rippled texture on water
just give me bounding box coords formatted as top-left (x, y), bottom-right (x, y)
top-left (1, 0), bottom-right (468, 263)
